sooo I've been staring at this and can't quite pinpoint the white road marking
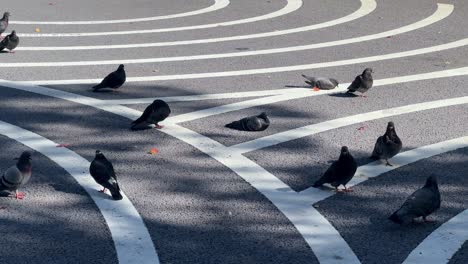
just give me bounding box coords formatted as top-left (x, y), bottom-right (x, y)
top-left (17, 0), bottom-right (302, 37)
top-left (403, 209), bottom-right (468, 264)
top-left (10, 0), bottom-right (229, 25)
top-left (16, 0), bottom-right (376, 50)
top-left (0, 120), bottom-right (159, 264)
top-left (21, 38), bottom-right (468, 85)
top-left (5, 3), bottom-right (450, 67)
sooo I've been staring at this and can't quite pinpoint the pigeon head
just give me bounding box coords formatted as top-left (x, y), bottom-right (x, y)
top-left (424, 175), bottom-right (438, 189)
top-left (18, 151), bottom-right (32, 161)
top-left (386, 121), bottom-right (395, 131)
top-left (258, 112), bottom-right (268, 119)
top-left (362, 68), bottom-right (373, 78)
top-left (341, 146), bottom-right (349, 154)
top-left (330, 78), bottom-right (339, 86)
top-left (117, 64), bottom-right (125, 71)
top-left (10, 30), bottom-right (16, 36)
top-left (3, 12), bottom-right (10, 19)
top-left (95, 150), bottom-right (106, 159)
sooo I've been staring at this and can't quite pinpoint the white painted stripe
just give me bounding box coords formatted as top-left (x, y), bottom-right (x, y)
top-left (17, 0), bottom-right (302, 37)
top-left (11, 0), bottom-right (229, 25)
top-left (0, 120), bottom-right (159, 264)
top-left (403, 209), bottom-right (468, 264)
top-left (17, 0), bottom-right (376, 50)
top-left (231, 96), bottom-right (468, 153)
top-left (6, 3), bottom-right (450, 67)
top-left (21, 38), bottom-right (468, 85)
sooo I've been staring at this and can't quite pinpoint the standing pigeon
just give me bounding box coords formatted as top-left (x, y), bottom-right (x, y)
top-left (389, 175), bottom-right (441, 225)
top-left (92, 64), bottom-right (126, 92)
top-left (0, 30), bottom-right (19, 53)
top-left (301, 74), bottom-right (339, 90)
top-left (370, 121), bottom-right (402, 166)
top-left (0, 12), bottom-right (10, 38)
top-left (346, 68), bottom-right (373, 96)
top-left (225, 112), bottom-right (270, 131)
top-left (312, 146), bottom-right (357, 192)
top-left (89, 150), bottom-right (123, 200)
top-left (0, 151), bottom-right (32, 199)
top-left (131, 99), bottom-right (171, 130)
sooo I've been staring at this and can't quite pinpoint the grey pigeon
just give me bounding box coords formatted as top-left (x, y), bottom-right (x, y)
top-left (301, 74), bottom-right (339, 90)
top-left (225, 112), bottom-right (270, 131)
top-left (0, 151), bottom-right (32, 199)
top-left (346, 68), bottom-right (373, 96)
top-left (370, 121), bottom-right (402, 166)
top-left (389, 175), bottom-right (441, 225)
top-left (89, 150), bottom-right (123, 200)
top-left (0, 30), bottom-right (19, 53)
top-left (0, 12), bottom-right (10, 37)
top-left (92, 64), bottom-right (126, 92)
top-left (131, 99), bottom-right (171, 130)
top-left (313, 146), bottom-right (357, 192)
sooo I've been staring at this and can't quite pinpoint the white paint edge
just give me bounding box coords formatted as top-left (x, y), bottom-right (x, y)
top-left (0, 120), bottom-right (159, 264)
top-left (16, 0), bottom-right (376, 50)
top-left (5, 3), bottom-right (451, 67)
top-left (403, 209), bottom-right (468, 264)
top-left (11, 0), bottom-right (229, 25)
top-left (17, 0), bottom-right (302, 37)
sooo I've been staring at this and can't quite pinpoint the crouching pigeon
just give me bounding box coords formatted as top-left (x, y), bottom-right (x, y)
top-left (89, 150), bottom-right (123, 200)
top-left (0, 30), bottom-right (19, 53)
top-left (389, 175), bottom-right (441, 225)
top-left (0, 12), bottom-right (10, 38)
top-left (0, 151), bottom-right (32, 199)
top-left (301, 74), bottom-right (339, 90)
top-left (346, 68), bottom-right (373, 97)
top-left (313, 146), bottom-right (357, 192)
top-left (93, 64), bottom-right (126, 92)
top-left (131, 99), bottom-right (171, 130)
top-left (225, 112), bottom-right (270, 131)
top-left (370, 121), bottom-right (402, 166)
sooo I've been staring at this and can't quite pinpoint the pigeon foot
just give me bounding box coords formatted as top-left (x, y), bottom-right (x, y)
top-left (99, 188), bottom-right (107, 193)
top-left (154, 124), bottom-right (164, 129)
top-left (423, 216), bottom-right (436, 222)
top-left (343, 187), bottom-right (353, 192)
top-left (15, 191), bottom-right (25, 200)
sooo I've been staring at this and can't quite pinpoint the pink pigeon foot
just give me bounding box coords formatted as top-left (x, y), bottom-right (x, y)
top-left (154, 124), bottom-right (164, 129)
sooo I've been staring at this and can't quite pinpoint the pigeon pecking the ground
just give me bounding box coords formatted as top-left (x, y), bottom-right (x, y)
top-left (389, 175), bottom-right (441, 225)
top-left (312, 146), bottom-right (358, 192)
top-left (301, 74), bottom-right (339, 90)
top-left (0, 12), bottom-right (10, 38)
top-left (89, 150), bottom-right (123, 200)
top-left (0, 151), bottom-right (32, 200)
top-left (346, 68), bottom-right (373, 97)
top-left (0, 30), bottom-right (19, 53)
top-left (225, 112), bottom-right (270, 131)
top-left (92, 64), bottom-right (126, 92)
top-left (370, 121), bottom-right (403, 166)
top-left (131, 99), bottom-right (171, 130)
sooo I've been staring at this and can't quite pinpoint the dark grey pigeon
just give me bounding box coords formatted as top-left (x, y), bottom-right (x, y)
top-left (313, 146), bottom-right (357, 192)
top-left (0, 12), bottom-right (10, 37)
top-left (389, 175), bottom-right (441, 225)
top-left (346, 68), bottom-right (373, 96)
top-left (0, 30), bottom-right (19, 52)
top-left (89, 150), bottom-right (123, 200)
top-left (0, 151), bottom-right (32, 199)
top-left (131, 99), bottom-right (171, 130)
top-left (92, 64), bottom-right (126, 92)
top-left (301, 74), bottom-right (339, 90)
top-left (225, 112), bottom-right (270, 131)
top-left (370, 121), bottom-right (402, 166)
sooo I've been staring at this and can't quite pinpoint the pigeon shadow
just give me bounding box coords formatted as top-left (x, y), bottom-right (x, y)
top-left (328, 92), bottom-right (358, 98)
top-left (88, 89), bottom-right (119, 93)
top-left (285, 85), bottom-right (311, 88)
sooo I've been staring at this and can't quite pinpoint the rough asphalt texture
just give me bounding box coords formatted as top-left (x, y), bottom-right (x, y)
top-left (0, 0), bottom-right (467, 263)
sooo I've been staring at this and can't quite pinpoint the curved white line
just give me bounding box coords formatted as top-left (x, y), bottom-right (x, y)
top-left (5, 3), bottom-right (451, 67)
top-left (17, 0), bottom-right (302, 37)
top-left (403, 209), bottom-right (468, 264)
top-left (20, 37), bottom-right (468, 85)
top-left (0, 120), bottom-right (159, 264)
top-left (10, 0), bottom-right (230, 25)
top-left (17, 0), bottom-right (376, 50)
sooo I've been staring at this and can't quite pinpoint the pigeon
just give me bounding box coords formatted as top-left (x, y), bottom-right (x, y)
top-left (225, 112), bottom-right (270, 131)
top-left (131, 99), bottom-right (171, 130)
top-left (92, 64), bottom-right (126, 92)
top-left (89, 150), bottom-right (123, 200)
top-left (389, 175), bottom-right (441, 225)
top-left (301, 74), bottom-right (339, 90)
top-left (0, 12), bottom-right (10, 37)
top-left (312, 146), bottom-right (357, 192)
top-left (370, 121), bottom-right (403, 166)
top-left (0, 30), bottom-right (19, 53)
top-left (346, 68), bottom-right (373, 96)
top-left (0, 151), bottom-right (32, 199)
